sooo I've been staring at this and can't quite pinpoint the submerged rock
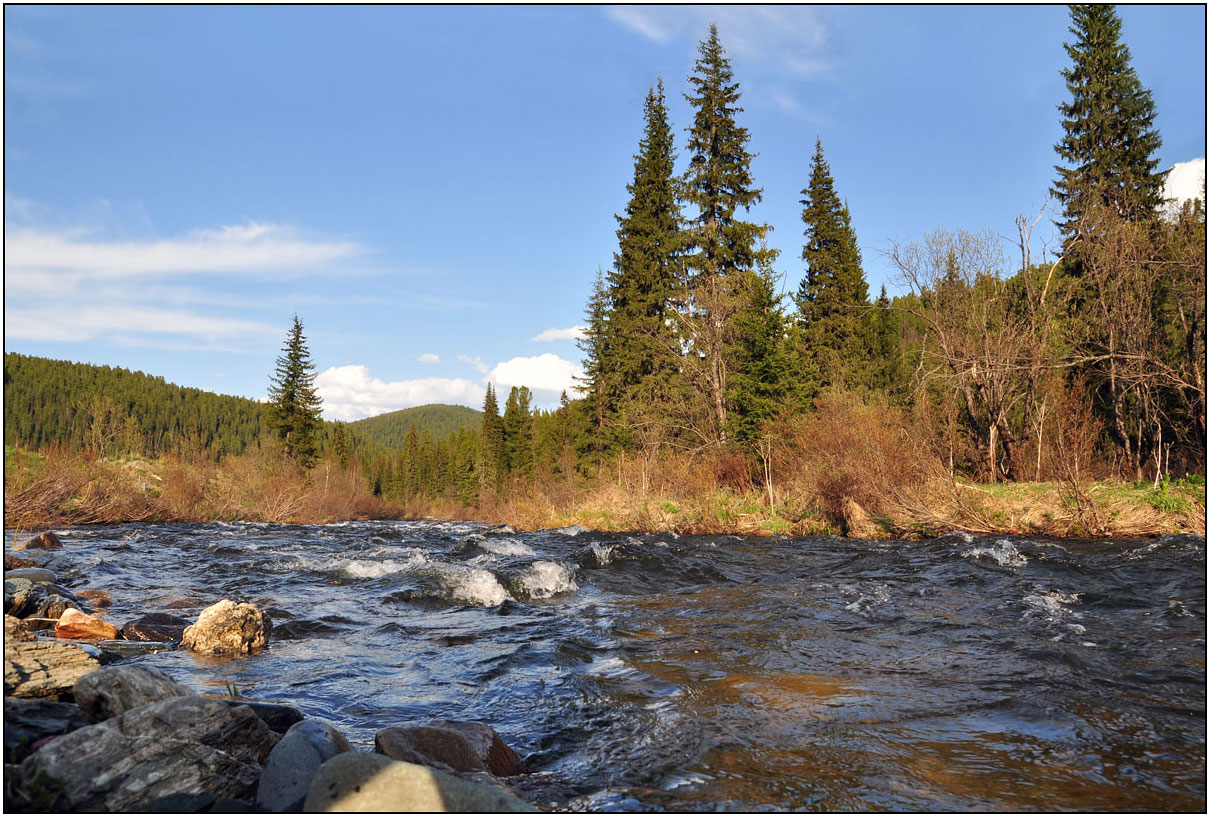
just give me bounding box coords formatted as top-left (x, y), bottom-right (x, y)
top-left (255, 719), bottom-right (353, 812)
top-left (3, 697), bottom-right (89, 763)
top-left (3, 567), bottom-right (57, 584)
top-left (303, 751), bottom-right (535, 813)
top-left (76, 589), bottom-right (114, 608)
top-left (55, 607), bottom-right (119, 641)
top-left (11, 695), bottom-right (278, 811)
top-left (15, 532), bottom-right (63, 551)
top-left (73, 665), bottom-right (193, 723)
top-left (427, 720), bottom-right (527, 777)
top-left (4, 641), bottom-right (102, 698)
top-left (375, 724), bottom-right (487, 774)
top-left (120, 612), bottom-right (191, 643)
top-left (182, 600), bottom-right (271, 655)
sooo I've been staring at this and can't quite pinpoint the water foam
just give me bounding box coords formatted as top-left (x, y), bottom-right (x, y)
top-left (480, 538), bottom-right (537, 558)
top-left (515, 560), bottom-right (579, 599)
top-left (962, 539), bottom-right (1028, 568)
top-left (430, 564), bottom-right (512, 607)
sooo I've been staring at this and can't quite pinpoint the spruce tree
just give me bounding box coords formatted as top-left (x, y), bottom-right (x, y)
top-left (680, 24), bottom-right (774, 443)
top-left (727, 248), bottom-right (792, 445)
top-left (477, 384), bottom-right (504, 498)
top-left (1053, 4), bottom-right (1165, 236)
top-left (797, 138), bottom-right (872, 395)
top-left (266, 314), bottom-right (323, 468)
top-left (608, 80), bottom-right (683, 411)
top-left (577, 268), bottom-right (614, 448)
top-left (502, 385), bottom-right (535, 475)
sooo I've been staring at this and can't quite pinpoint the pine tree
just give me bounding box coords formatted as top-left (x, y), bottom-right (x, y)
top-left (608, 80), bottom-right (683, 414)
top-left (726, 248), bottom-right (792, 445)
top-left (680, 24), bottom-right (774, 443)
top-left (796, 138), bottom-right (871, 395)
top-left (477, 384), bottom-right (503, 498)
top-left (502, 385), bottom-right (534, 475)
top-left (266, 314), bottom-right (323, 468)
top-left (577, 268), bottom-right (614, 449)
top-left (1053, 4), bottom-right (1165, 237)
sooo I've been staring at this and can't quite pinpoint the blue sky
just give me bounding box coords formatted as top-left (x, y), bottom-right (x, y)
top-left (4, 4), bottom-right (1205, 420)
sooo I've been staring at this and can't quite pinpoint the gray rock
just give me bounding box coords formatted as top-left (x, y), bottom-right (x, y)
top-left (5, 613), bottom-right (36, 642)
top-left (73, 665), bottom-right (193, 723)
top-left (302, 751), bottom-right (536, 812)
top-left (94, 639), bottom-right (176, 660)
top-left (207, 697), bottom-right (305, 734)
top-left (3, 697), bottom-right (88, 763)
top-left (4, 578), bottom-right (46, 618)
top-left (33, 593), bottom-right (76, 620)
top-left (120, 612), bottom-right (190, 642)
top-left (4, 567), bottom-right (56, 584)
top-left (426, 720), bottom-right (527, 777)
top-left (4, 641), bottom-right (103, 698)
top-left (182, 600), bottom-right (271, 655)
top-left (255, 718), bottom-right (353, 813)
top-left (15, 532), bottom-right (63, 551)
top-left (375, 724), bottom-right (486, 773)
top-left (11, 695), bottom-right (278, 811)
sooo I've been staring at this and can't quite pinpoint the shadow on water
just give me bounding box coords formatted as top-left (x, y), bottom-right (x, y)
top-left (12, 521), bottom-right (1204, 811)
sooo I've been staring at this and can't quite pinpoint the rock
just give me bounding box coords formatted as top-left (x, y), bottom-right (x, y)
top-left (204, 696), bottom-right (305, 734)
top-left (427, 720), bottom-right (527, 777)
top-left (4, 697), bottom-right (88, 762)
top-left (21, 616), bottom-right (59, 632)
top-left (55, 607), bottom-right (119, 641)
top-left (4, 567), bottom-right (56, 584)
top-left (5, 554), bottom-right (40, 570)
top-left (73, 665), bottom-right (193, 723)
top-left (842, 497), bottom-right (880, 540)
top-left (255, 719), bottom-right (352, 812)
top-left (4, 577), bottom-right (46, 618)
top-left (5, 613), bottom-right (36, 642)
top-left (11, 695), bottom-right (278, 811)
top-left (76, 589), bottom-right (114, 608)
top-left (145, 791), bottom-right (217, 812)
top-left (4, 641), bottom-right (103, 698)
top-left (375, 724), bottom-right (487, 774)
top-left (34, 594), bottom-right (77, 620)
top-left (15, 532), bottom-right (63, 551)
top-left (182, 600), bottom-right (271, 655)
top-left (303, 752), bottom-right (536, 813)
top-left (120, 612), bottom-right (191, 642)
top-left (94, 640), bottom-right (176, 659)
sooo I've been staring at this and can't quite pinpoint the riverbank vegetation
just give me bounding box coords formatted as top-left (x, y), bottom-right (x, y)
top-left (4, 8), bottom-right (1205, 539)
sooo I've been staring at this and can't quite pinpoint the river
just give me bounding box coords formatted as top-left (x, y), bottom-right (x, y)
top-left (11, 521), bottom-right (1205, 811)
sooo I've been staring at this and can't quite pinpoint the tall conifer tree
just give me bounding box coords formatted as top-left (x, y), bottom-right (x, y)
top-left (727, 247), bottom-right (792, 445)
top-left (266, 314), bottom-right (323, 468)
top-left (797, 138), bottom-right (872, 394)
top-left (680, 24), bottom-right (774, 443)
top-left (477, 384), bottom-right (503, 498)
top-left (1053, 4), bottom-right (1164, 237)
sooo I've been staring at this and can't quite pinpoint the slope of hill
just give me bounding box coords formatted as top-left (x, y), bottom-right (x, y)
top-left (350, 404), bottom-right (482, 448)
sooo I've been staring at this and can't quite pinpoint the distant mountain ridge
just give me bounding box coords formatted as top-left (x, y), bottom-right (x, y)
top-left (349, 403), bottom-right (482, 448)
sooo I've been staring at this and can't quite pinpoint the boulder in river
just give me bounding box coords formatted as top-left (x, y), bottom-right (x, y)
top-left (5, 613), bottom-right (36, 643)
top-left (255, 718), bottom-right (353, 812)
top-left (55, 607), bottom-right (119, 641)
top-left (303, 751), bottom-right (536, 813)
top-left (120, 612), bottom-right (191, 642)
top-left (10, 695), bottom-right (278, 811)
top-left (4, 641), bottom-right (103, 698)
top-left (4, 696), bottom-right (88, 763)
top-left (34, 594), bottom-right (76, 620)
top-left (4, 567), bottom-right (57, 584)
top-left (73, 665), bottom-right (193, 723)
top-left (182, 600), bottom-right (271, 655)
top-left (5, 553), bottom-right (40, 570)
top-left (209, 697), bottom-right (304, 734)
top-left (426, 719), bottom-right (527, 777)
top-left (4, 577), bottom-right (46, 618)
top-left (15, 531), bottom-right (63, 551)
top-left (375, 724), bottom-right (487, 774)
top-left (75, 589), bottom-right (114, 608)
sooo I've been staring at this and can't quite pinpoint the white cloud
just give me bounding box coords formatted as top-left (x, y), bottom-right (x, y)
top-left (531, 326), bottom-right (587, 342)
top-left (458, 354), bottom-right (490, 373)
top-left (488, 353), bottom-right (584, 404)
top-left (605, 5), bottom-right (830, 78)
top-left (1163, 158), bottom-right (1206, 217)
top-left (315, 365), bottom-right (484, 422)
top-left (417, 353), bottom-right (441, 364)
top-left (3, 303), bottom-right (277, 345)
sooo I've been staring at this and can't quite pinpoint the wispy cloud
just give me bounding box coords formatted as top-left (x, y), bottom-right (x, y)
top-left (458, 354), bottom-right (490, 374)
top-left (531, 326), bottom-right (586, 342)
top-left (315, 364), bottom-right (483, 421)
top-left (605, 5), bottom-right (831, 78)
top-left (417, 353), bottom-right (441, 364)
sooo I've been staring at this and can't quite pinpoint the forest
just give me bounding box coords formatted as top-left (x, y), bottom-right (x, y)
top-left (4, 6), bottom-right (1205, 536)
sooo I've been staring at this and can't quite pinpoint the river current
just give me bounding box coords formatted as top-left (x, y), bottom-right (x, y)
top-left (10, 521), bottom-right (1206, 811)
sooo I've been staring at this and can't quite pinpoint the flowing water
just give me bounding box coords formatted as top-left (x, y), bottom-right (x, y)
top-left (10, 522), bottom-right (1205, 811)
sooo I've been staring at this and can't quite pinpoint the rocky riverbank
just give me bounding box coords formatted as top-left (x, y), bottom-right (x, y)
top-left (4, 531), bottom-right (536, 812)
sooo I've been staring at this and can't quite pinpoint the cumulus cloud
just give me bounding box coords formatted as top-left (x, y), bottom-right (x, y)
top-left (1163, 158), bottom-right (1206, 217)
top-left (605, 5), bottom-right (830, 78)
top-left (531, 326), bottom-right (587, 342)
top-left (315, 364), bottom-right (484, 422)
top-left (488, 353), bottom-right (584, 404)
top-left (417, 353), bottom-right (441, 364)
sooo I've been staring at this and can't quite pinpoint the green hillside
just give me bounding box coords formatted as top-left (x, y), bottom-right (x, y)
top-left (351, 404), bottom-right (482, 448)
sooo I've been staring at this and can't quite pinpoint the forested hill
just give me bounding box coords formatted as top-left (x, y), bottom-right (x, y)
top-left (350, 404), bottom-right (482, 448)
top-left (4, 352), bottom-right (268, 457)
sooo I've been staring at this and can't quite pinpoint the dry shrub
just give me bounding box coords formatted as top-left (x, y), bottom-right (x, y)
top-left (159, 457), bottom-right (214, 519)
top-left (775, 391), bottom-right (937, 526)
